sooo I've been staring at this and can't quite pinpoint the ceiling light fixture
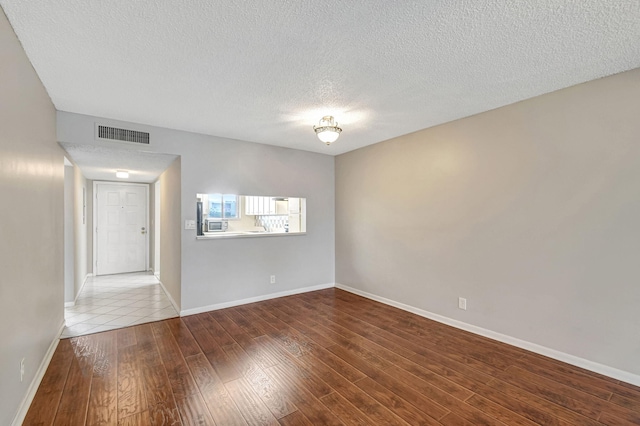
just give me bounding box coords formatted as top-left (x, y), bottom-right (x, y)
top-left (313, 115), bottom-right (342, 145)
top-left (115, 170), bottom-right (129, 179)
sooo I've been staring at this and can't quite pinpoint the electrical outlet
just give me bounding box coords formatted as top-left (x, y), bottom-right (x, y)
top-left (20, 358), bottom-right (25, 382)
top-left (458, 297), bottom-right (467, 310)
top-left (270, 275), bottom-right (276, 284)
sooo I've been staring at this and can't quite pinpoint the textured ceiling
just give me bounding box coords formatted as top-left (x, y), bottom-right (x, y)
top-left (3, 1), bottom-right (640, 156)
top-left (60, 142), bottom-right (178, 183)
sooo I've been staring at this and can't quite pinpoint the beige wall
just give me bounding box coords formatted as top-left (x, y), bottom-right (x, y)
top-left (63, 165), bottom-right (74, 303)
top-left (86, 180), bottom-right (93, 274)
top-left (0, 8), bottom-right (63, 425)
top-left (73, 165), bottom-right (88, 296)
top-left (159, 157), bottom-right (182, 308)
top-left (336, 68), bottom-right (640, 377)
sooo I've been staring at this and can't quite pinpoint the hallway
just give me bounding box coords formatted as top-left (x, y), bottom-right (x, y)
top-left (62, 272), bottom-right (178, 338)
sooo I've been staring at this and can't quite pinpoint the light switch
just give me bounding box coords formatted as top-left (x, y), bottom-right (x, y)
top-left (185, 220), bottom-right (196, 230)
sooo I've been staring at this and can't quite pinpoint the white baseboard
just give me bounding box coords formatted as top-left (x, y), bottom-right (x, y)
top-left (180, 283), bottom-right (335, 316)
top-left (335, 283), bottom-right (640, 387)
top-left (65, 273), bottom-right (92, 308)
top-left (158, 279), bottom-right (180, 313)
top-left (11, 319), bottom-right (65, 426)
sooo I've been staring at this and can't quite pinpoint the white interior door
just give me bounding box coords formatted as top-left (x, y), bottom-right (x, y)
top-left (95, 182), bottom-right (148, 275)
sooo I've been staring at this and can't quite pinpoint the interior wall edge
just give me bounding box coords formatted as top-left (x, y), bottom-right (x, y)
top-left (158, 278), bottom-right (180, 314)
top-left (335, 282), bottom-right (640, 387)
top-left (63, 272), bottom-right (89, 308)
top-left (180, 282), bottom-right (335, 317)
top-left (10, 320), bottom-right (65, 426)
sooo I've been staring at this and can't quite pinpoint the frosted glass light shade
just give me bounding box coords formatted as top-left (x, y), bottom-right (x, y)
top-left (313, 116), bottom-right (342, 145)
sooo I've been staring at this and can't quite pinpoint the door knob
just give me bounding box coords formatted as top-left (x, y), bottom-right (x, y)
top-left (141, 227), bottom-right (146, 234)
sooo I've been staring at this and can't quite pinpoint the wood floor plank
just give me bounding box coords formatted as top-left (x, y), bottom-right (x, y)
top-left (325, 378), bottom-right (410, 426)
top-left (496, 366), bottom-right (620, 420)
top-left (268, 326), bottom-right (316, 358)
top-left (484, 378), bottom-right (604, 426)
top-left (354, 377), bottom-right (445, 425)
top-left (118, 410), bottom-right (151, 426)
top-left (185, 353), bottom-right (223, 393)
top-left (185, 353), bottom-right (249, 426)
top-left (205, 346), bottom-right (244, 383)
top-left (232, 332), bottom-right (282, 370)
top-left (363, 367), bottom-right (451, 421)
top-left (53, 336), bottom-right (97, 425)
top-left (254, 304), bottom-right (297, 331)
top-left (182, 315), bottom-right (221, 354)
top-left (225, 307), bottom-right (265, 338)
top-left (372, 366), bottom-right (504, 425)
top-left (268, 355), bottom-right (333, 399)
top-left (611, 392), bottom-right (640, 412)
top-left (140, 355), bottom-right (182, 425)
top-left (439, 412), bottom-right (478, 426)
top-left (263, 365), bottom-right (345, 426)
top-left (209, 310), bottom-right (245, 337)
top-left (86, 333), bottom-right (118, 426)
top-left (24, 339), bottom-right (74, 425)
top-left (167, 317), bottom-right (202, 358)
top-left (25, 288), bottom-right (640, 426)
top-left (296, 300), bottom-right (418, 358)
top-left (200, 313), bottom-right (237, 347)
top-left (277, 410), bottom-right (314, 425)
top-left (510, 354), bottom-right (614, 400)
top-left (464, 394), bottom-right (540, 426)
top-left (117, 343), bottom-right (147, 420)
top-left (234, 305), bottom-right (282, 336)
top-left (223, 343), bottom-right (297, 419)
top-left (225, 377), bottom-right (280, 426)
top-left (117, 326), bottom-right (137, 349)
top-left (598, 410), bottom-right (640, 426)
top-left (298, 343), bottom-right (367, 383)
top-left (322, 320), bottom-right (475, 401)
top-left (175, 393), bottom-right (215, 426)
top-left (319, 391), bottom-right (377, 426)
top-left (152, 320), bottom-right (200, 399)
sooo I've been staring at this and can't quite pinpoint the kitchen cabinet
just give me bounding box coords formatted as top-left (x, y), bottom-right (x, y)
top-left (288, 198), bottom-right (300, 213)
top-left (245, 196), bottom-right (279, 215)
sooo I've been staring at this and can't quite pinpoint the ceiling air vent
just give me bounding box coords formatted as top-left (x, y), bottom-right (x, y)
top-left (96, 124), bottom-right (150, 145)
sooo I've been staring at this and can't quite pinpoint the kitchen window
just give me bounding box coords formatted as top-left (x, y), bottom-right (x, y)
top-left (207, 193), bottom-right (239, 219)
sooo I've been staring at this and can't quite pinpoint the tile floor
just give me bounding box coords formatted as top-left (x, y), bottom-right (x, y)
top-left (62, 272), bottom-right (179, 338)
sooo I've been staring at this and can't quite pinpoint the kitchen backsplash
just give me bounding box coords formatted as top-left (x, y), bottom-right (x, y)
top-left (256, 215), bottom-right (289, 232)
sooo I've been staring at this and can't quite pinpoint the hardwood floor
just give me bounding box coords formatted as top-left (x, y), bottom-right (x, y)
top-left (25, 288), bottom-right (640, 425)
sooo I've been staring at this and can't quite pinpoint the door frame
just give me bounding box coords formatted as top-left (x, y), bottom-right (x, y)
top-left (93, 181), bottom-right (150, 276)
top-left (154, 180), bottom-right (161, 279)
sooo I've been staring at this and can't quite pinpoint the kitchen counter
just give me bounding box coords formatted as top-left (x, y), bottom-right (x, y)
top-left (196, 231), bottom-right (306, 240)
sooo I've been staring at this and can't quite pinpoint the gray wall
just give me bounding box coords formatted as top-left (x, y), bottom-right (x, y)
top-left (56, 112), bottom-right (336, 312)
top-left (159, 158), bottom-right (182, 307)
top-left (0, 8), bottom-right (63, 425)
top-left (336, 68), bottom-right (640, 377)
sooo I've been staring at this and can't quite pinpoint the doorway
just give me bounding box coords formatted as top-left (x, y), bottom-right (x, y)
top-left (94, 182), bottom-right (149, 276)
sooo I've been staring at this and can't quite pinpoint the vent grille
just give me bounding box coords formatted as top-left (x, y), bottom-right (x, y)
top-left (97, 125), bottom-right (150, 144)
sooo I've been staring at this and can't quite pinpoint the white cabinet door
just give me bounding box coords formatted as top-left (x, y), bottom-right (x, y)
top-left (244, 196), bottom-right (254, 215)
top-left (288, 197), bottom-right (300, 213)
